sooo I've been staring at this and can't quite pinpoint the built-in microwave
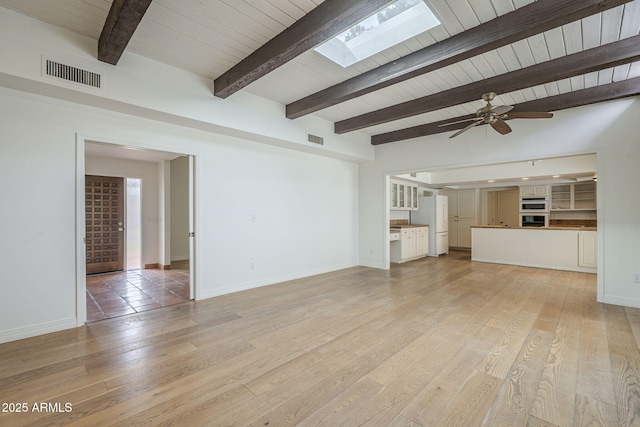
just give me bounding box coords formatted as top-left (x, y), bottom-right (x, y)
top-left (520, 214), bottom-right (549, 227)
top-left (519, 198), bottom-right (548, 212)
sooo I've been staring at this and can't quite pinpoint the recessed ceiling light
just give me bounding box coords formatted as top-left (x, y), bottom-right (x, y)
top-left (552, 175), bottom-right (560, 178)
top-left (521, 177), bottom-right (529, 180)
top-left (487, 180), bottom-right (495, 183)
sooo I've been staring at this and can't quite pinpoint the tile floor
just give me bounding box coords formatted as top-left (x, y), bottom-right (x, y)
top-left (86, 265), bottom-right (190, 323)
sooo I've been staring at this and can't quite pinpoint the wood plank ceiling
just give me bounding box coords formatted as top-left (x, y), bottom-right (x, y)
top-left (1, 0), bottom-right (639, 144)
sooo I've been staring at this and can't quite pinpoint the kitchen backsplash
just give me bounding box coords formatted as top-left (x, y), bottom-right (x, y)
top-left (549, 219), bottom-right (597, 227)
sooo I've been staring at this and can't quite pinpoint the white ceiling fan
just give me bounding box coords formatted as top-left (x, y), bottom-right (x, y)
top-left (440, 92), bottom-right (554, 138)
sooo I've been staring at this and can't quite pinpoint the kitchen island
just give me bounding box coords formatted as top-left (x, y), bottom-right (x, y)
top-left (471, 225), bottom-right (597, 273)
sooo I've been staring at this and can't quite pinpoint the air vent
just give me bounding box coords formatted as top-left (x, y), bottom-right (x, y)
top-left (44, 59), bottom-right (102, 89)
top-left (307, 134), bottom-right (324, 145)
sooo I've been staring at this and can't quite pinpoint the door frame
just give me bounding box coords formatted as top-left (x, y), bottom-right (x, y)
top-left (75, 133), bottom-right (197, 325)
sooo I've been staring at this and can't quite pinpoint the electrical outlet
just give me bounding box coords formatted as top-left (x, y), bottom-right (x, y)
top-left (633, 272), bottom-right (640, 283)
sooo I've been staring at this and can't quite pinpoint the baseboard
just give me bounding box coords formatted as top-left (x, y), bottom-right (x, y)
top-left (198, 262), bottom-right (357, 300)
top-left (0, 317), bottom-right (77, 344)
top-left (471, 258), bottom-right (597, 274)
top-left (358, 260), bottom-right (388, 269)
top-left (144, 263), bottom-right (159, 269)
top-left (602, 295), bottom-right (640, 309)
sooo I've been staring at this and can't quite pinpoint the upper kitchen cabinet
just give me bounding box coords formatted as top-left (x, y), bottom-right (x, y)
top-left (520, 185), bottom-right (548, 198)
top-left (390, 180), bottom-right (419, 211)
top-left (550, 182), bottom-right (596, 211)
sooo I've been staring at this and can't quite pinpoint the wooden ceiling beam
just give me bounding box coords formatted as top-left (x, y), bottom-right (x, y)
top-left (336, 35), bottom-right (640, 134)
top-left (370, 77), bottom-right (640, 145)
top-left (213, 0), bottom-right (393, 99)
top-left (286, 0), bottom-right (634, 119)
top-left (98, 0), bottom-right (153, 65)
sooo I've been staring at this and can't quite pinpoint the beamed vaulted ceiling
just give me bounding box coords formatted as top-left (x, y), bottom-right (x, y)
top-left (1, 0), bottom-right (639, 144)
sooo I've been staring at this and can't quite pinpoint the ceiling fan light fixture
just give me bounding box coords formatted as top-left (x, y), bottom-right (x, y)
top-left (441, 92), bottom-right (553, 139)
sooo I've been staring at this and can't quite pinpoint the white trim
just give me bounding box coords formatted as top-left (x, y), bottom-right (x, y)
top-left (470, 258), bottom-right (597, 274)
top-left (0, 317), bottom-right (77, 344)
top-left (603, 295), bottom-right (640, 309)
top-left (198, 262), bottom-right (357, 300)
top-left (76, 133), bottom-right (199, 325)
top-left (189, 155), bottom-right (196, 301)
top-left (75, 134), bottom-right (87, 326)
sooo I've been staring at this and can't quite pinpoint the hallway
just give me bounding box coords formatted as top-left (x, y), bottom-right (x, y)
top-left (86, 265), bottom-right (190, 322)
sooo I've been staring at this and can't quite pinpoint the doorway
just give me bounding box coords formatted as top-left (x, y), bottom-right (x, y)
top-left (487, 189), bottom-right (519, 227)
top-left (78, 140), bottom-right (196, 324)
top-left (126, 177), bottom-right (142, 270)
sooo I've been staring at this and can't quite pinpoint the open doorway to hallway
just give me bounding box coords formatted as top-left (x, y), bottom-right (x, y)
top-left (83, 141), bottom-right (194, 322)
top-left (85, 268), bottom-right (190, 322)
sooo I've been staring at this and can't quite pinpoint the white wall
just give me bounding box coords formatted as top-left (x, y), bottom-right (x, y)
top-left (0, 87), bottom-right (359, 343)
top-left (0, 8), bottom-right (363, 343)
top-left (85, 155), bottom-right (161, 267)
top-left (359, 98), bottom-right (640, 307)
top-left (0, 7), bottom-right (373, 163)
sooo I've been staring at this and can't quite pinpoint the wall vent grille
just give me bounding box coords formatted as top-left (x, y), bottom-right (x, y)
top-left (307, 134), bottom-right (324, 145)
top-left (44, 59), bottom-right (102, 89)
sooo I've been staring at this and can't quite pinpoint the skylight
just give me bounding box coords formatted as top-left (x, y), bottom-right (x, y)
top-left (314, 0), bottom-right (441, 68)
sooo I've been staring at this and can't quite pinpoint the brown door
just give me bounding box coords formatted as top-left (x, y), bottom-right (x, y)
top-left (85, 175), bottom-right (125, 274)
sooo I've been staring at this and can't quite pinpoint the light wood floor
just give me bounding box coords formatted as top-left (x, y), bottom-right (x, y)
top-left (2, 251), bottom-right (640, 426)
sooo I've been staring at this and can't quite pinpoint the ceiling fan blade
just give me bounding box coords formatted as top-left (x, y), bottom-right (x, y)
top-left (503, 112), bottom-right (553, 119)
top-left (490, 117), bottom-right (512, 135)
top-left (438, 117), bottom-right (480, 127)
top-left (491, 105), bottom-right (514, 115)
top-left (449, 121), bottom-right (480, 138)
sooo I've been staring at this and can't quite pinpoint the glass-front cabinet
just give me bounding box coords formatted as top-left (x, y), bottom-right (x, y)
top-left (390, 180), bottom-right (419, 211)
top-left (551, 182), bottom-right (596, 211)
top-left (551, 184), bottom-right (571, 210)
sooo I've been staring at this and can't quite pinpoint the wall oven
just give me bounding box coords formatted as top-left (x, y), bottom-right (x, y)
top-left (519, 198), bottom-right (548, 213)
top-left (520, 214), bottom-right (549, 227)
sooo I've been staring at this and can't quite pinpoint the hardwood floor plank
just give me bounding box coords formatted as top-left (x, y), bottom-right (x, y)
top-left (531, 287), bottom-right (583, 426)
top-left (0, 252), bottom-right (635, 426)
top-left (401, 325), bottom-right (504, 426)
top-left (574, 393), bottom-right (619, 427)
top-left (297, 377), bottom-right (384, 426)
top-left (576, 319), bottom-right (616, 404)
top-left (433, 370), bottom-right (501, 427)
top-left (246, 328), bottom-right (423, 427)
top-left (482, 310), bottom-right (540, 379)
top-left (625, 307), bottom-right (640, 350)
top-left (483, 329), bottom-right (555, 427)
top-left (605, 304), bottom-right (640, 426)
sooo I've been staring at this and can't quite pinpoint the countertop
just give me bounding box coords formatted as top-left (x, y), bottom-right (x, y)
top-left (389, 224), bottom-right (429, 230)
top-left (472, 225), bottom-right (596, 231)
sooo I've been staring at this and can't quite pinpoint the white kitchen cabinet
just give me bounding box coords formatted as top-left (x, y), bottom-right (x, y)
top-left (578, 231), bottom-right (597, 268)
top-left (390, 180), bottom-right (419, 211)
top-left (442, 189), bottom-right (478, 248)
top-left (551, 182), bottom-right (596, 210)
top-left (391, 227), bottom-right (428, 263)
top-left (520, 185), bottom-right (548, 198)
top-left (416, 227), bottom-right (428, 256)
top-left (456, 219), bottom-right (476, 247)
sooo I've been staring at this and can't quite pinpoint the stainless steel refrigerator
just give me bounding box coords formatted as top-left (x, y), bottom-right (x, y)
top-left (414, 195), bottom-right (449, 256)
